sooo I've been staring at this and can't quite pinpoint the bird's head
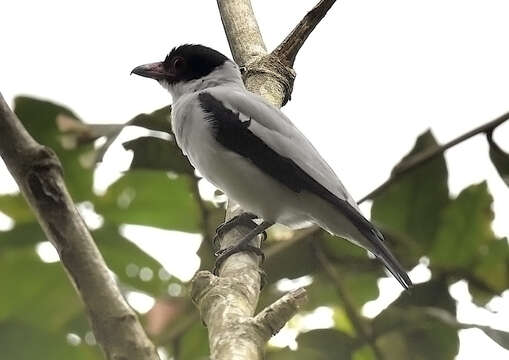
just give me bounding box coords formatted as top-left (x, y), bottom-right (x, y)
top-left (132, 44), bottom-right (240, 99)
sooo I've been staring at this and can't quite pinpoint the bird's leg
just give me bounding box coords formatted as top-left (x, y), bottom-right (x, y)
top-left (213, 212), bottom-right (258, 250)
top-left (213, 221), bottom-right (274, 275)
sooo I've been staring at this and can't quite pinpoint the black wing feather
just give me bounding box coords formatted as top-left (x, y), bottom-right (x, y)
top-left (198, 92), bottom-right (412, 289)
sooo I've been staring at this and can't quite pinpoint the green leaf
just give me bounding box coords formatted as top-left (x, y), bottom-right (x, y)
top-left (93, 223), bottom-right (170, 296)
top-left (178, 321), bottom-right (210, 360)
top-left (483, 328), bottom-right (509, 350)
top-left (353, 345), bottom-right (376, 360)
top-left (95, 106), bottom-right (172, 163)
top-left (373, 280), bottom-right (459, 360)
top-left (14, 97), bottom-right (94, 201)
top-left (129, 106), bottom-right (172, 133)
top-left (0, 321), bottom-right (102, 360)
top-left (0, 194), bottom-right (34, 224)
top-left (267, 329), bottom-right (354, 360)
top-left (371, 130), bottom-right (449, 257)
top-left (0, 222), bottom-right (46, 249)
top-left (472, 236), bottom-right (509, 299)
top-left (123, 136), bottom-right (194, 174)
top-left (430, 182), bottom-right (496, 268)
top-left (266, 348), bottom-right (330, 360)
top-left (0, 249), bottom-right (83, 331)
top-left (487, 130), bottom-right (509, 187)
top-left (297, 329), bottom-right (355, 359)
top-left (94, 170), bottom-right (202, 232)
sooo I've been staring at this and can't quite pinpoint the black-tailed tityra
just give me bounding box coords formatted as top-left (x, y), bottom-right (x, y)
top-left (132, 44), bottom-right (412, 289)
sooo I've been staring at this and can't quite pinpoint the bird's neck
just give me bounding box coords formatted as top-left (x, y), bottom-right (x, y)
top-left (165, 61), bottom-right (245, 101)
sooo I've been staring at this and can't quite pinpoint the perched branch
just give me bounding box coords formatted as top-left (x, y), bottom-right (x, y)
top-left (190, 0), bottom-right (350, 358)
top-left (359, 111), bottom-right (509, 203)
top-left (0, 92), bottom-right (159, 360)
top-left (217, 0), bottom-right (295, 107)
top-left (273, 0), bottom-right (338, 67)
top-left (191, 272), bottom-right (305, 359)
top-left (315, 245), bottom-right (385, 360)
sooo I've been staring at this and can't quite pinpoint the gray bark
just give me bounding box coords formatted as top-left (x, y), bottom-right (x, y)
top-left (191, 0), bottom-right (341, 358)
top-left (0, 92), bottom-right (159, 360)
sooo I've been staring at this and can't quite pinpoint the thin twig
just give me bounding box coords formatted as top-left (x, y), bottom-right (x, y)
top-left (273, 0), bottom-right (338, 66)
top-left (0, 92), bottom-right (159, 360)
top-left (315, 244), bottom-right (385, 360)
top-left (359, 111), bottom-right (509, 203)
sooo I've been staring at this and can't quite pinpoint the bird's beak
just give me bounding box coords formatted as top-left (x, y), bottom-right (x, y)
top-left (131, 62), bottom-right (173, 80)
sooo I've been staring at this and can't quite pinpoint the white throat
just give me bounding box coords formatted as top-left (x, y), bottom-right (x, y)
top-left (161, 61), bottom-right (244, 101)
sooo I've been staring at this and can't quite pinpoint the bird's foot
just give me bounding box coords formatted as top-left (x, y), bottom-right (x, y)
top-left (212, 221), bottom-right (273, 275)
top-left (213, 212), bottom-right (258, 250)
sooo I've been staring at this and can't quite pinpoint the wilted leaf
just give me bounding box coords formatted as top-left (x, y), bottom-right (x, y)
top-left (487, 130), bottom-right (509, 187)
top-left (483, 328), bottom-right (509, 350)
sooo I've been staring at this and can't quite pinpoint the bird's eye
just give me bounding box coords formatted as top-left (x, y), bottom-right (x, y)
top-left (172, 57), bottom-right (185, 72)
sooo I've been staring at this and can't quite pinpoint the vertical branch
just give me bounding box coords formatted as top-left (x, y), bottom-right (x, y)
top-left (192, 0), bottom-right (340, 359)
top-left (0, 92), bottom-right (159, 360)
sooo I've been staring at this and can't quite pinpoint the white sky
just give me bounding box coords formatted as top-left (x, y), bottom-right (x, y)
top-left (1, 0), bottom-right (509, 358)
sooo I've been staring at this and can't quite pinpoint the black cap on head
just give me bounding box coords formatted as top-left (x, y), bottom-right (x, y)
top-left (131, 44), bottom-right (229, 84)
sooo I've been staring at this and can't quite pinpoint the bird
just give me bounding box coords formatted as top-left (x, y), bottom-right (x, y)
top-left (131, 44), bottom-right (412, 289)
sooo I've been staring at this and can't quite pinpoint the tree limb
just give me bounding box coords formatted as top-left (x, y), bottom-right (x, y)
top-left (359, 111), bottom-right (509, 203)
top-left (191, 272), bottom-right (306, 359)
top-left (0, 92), bottom-right (159, 360)
top-left (273, 0), bottom-right (338, 67)
top-left (191, 0), bottom-right (339, 358)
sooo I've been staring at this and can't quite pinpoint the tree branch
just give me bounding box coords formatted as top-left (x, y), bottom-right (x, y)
top-left (273, 0), bottom-right (338, 67)
top-left (359, 111), bottom-right (509, 203)
top-left (315, 245), bottom-right (385, 360)
top-left (191, 272), bottom-right (306, 359)
top-left (190, 0), bottom-right (344, 358)
top-left (0, 92), bottom-right (159, 360)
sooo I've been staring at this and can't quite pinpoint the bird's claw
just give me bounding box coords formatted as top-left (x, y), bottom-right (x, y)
top-left (212, 212), bottom-right (259, 250)
top-left (213, 244), bottom-right (265, 275)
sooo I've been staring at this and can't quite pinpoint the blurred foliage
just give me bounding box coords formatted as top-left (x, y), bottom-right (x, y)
top-left (0, 96), bottom-right (508, 359)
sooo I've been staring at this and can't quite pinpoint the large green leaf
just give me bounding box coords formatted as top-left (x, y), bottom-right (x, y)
top-left (431, 182), bottom-right (497, 268)
top-left (0, 248), bottom-right (83, 331)
top-left (93, 223), bottom-right (171, 295)
top-left (267, 329), bottom-right (355, 360)
top-left (14, 97), bottom-right (94, 201)
top-left (298, 329), bottom-right (355, 359)
top-left (95, 106), bottom-right (172, 163)
top-left (373, 280), bottom-right (459, 360)
top-left (0, 194), bottom-right (35, 224)
top-left (0, 321), bottom-right (102, 360)
top-left (123, 136), bottom-right (194, 174)
top-left (94, 170), bottom-right (202, 232)
top-left (487, 130), bottom-right (509, 187)
top-left (371, 130), bottom-right (449, 257)
top-left (177, 321), bottom-right (210, 360)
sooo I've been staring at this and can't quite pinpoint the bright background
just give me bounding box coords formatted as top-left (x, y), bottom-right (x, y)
top-left (1, 0), bottom-right (508, 358)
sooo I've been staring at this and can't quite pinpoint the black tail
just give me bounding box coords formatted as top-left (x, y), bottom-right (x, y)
top-left (368, 228), bottom-right (413, 290)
